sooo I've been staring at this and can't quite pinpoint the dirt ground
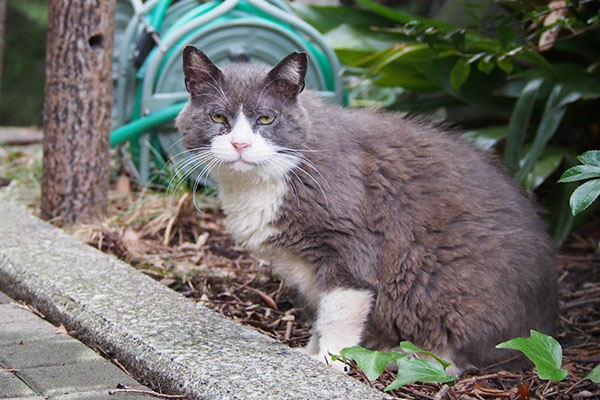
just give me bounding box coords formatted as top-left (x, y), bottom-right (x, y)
top-left (70, 182), bottom-right (600, 400)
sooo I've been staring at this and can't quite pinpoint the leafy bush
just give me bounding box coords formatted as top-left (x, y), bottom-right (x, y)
top-left (332, 341), bottom-right (456, 391)
top-left (336, 332), bottom-right (600, 388)
top-left (496, 329), bottom-right (568, 381)
top-left (558, 150), bottom-right (600, 215)
top-left (497, 330), bottom-right (600, 383)
top-left (294, 0), bottom-right (600, 241)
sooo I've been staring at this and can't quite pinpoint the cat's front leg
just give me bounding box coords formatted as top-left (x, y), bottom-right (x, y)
top-left (310, 288), bottom-right (374, 371)
top-left (297, 332), bottom-right (319, 356)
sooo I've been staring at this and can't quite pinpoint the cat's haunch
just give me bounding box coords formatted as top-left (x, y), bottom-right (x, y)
top-left (176, 46), bottom-right (557, 373)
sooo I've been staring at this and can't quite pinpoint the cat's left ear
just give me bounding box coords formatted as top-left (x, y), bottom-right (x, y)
top-left (182, 46), bottom-right (224, 94)
top-left (266, 52), bottom-right (307, 101)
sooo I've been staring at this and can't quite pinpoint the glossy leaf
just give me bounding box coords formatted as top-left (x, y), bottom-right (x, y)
top-left (462, 126), bottom-right (509, 151)
top-left (516, 84), bottom-right (568, 184)
top-left (498, 25), bottom-right (515, 49)
top-left (577, 150), bottom-right (600, 167)
top-left (504, 78), bottom-right (543, 174)
top-left (324, 24), bottom-right (397, 55)
top-left (585, 364), bottom-right (600, 383)
top-left (496, 330), bottom-right (568, 381)
top-left (450, 58), bottom-right (471, 90)
top-left (340, 346), bottom-right (405, 381)
top-left (543, 176), bottom-right (577, 243)
top-left (497, 55), bottom-right (514, 73)
top-left (290, 4), bottom-right (394, 34)
top-left (569, 179), bottom-right (600, 215)
top-left (353, 0), bottom-right (453, 30)
top-left (385, 357), bottom-right (456, 391)
top-left (524, 147), bottom-right (565, 191)
top-left (370, 43), bottom-right (432, 73)
top-left (558, 165), bottom-right (600, 183)
top-left (399, 341), bottom-right (453, 369)
top-left (477, 54), bottom-right (495, 74)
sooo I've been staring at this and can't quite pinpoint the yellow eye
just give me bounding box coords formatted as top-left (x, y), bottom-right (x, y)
top-left (258, 115), bottom-right (275, 125)
top-left (210, 113), bottom-right (226, 123)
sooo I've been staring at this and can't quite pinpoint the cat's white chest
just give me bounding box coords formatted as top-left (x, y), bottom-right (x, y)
top-left (216, 173), bottom-right (287, 251)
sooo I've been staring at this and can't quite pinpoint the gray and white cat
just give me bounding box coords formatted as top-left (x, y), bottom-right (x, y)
top-left (176, 46), bottom-right (557, 373)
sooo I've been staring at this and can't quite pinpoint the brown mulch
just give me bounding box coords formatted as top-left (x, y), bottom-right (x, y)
top-left (72, 182), bottom-right (600, 400)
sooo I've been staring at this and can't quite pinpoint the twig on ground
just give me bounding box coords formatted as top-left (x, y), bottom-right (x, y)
top-left (108, 388), bottom-right (187, 399)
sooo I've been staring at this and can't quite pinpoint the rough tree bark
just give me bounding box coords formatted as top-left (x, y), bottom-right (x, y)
top-left (0, 0), bottom-right (6, 103)
top-left (41, 0), bottom-right (115, 224)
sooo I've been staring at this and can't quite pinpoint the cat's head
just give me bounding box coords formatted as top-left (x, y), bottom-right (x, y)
top-left (176, 46), bottom-right (309, 180)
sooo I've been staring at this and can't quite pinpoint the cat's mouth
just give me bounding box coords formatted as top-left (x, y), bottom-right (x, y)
top-left (229, 158), bottom-right (255, 172)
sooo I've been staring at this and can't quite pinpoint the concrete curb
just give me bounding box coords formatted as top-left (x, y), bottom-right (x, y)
top-left (0, 200), bottom-right (385, 400)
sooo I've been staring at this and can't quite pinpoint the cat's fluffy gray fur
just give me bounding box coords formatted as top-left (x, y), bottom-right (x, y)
top-left (177, 46), bottom-right (557, 371)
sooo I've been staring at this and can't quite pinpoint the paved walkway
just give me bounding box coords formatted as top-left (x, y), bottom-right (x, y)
top-left (0, 291), bottom-right (155, 400)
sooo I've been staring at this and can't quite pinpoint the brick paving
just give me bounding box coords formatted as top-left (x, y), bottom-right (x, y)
top-left (0, 291), bottom-right (155, 400)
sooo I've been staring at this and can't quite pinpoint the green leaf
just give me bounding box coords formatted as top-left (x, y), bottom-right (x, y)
top-left (516, 84), bottom-right (568, 184)
top-left (385, 357), bottom-right (456, 391)
top-left (569, 179), bottom-right (600, 215)
top-left (543, 179), bottom-right (576, 243)
top-left (324, 24), bottom-right (397, 54)
top-left (477, 54), bottom-right (495, 74)
top-left (504, 78), bottom-right (543, 174)
top-left (462, 126), bottom-right (509, 151)
top-left (370, 43), bottom-right (432, 73)
top-left (497, 55), bottom-right (514, 73)
top-left (399, 341), bottom-right (453, 369)
top-left (577, 150), bottom-right (600, 167)
top-left (340, 346), bottom-right (404, 381)
top-left (524, 147), bottom-right (565, 191)
top-left (585, 364), bottom-right (600, 383)
top-left (289, 4), bottom-right (394, 34)
top-left (353, 0), bottom-right (453, 30)
top-left (496, 330), bottom-right (568, 381)
top-left (450, 58), bottom-right (471, 90)
top-left (498, 25), bottom-right (515, 49)
top-left (558, 165), bottom-right (600, 183)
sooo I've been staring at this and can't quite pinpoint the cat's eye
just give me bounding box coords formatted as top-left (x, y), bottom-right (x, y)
top-left (210, 113), bottom-right (226, 124)
top-left (258, 115), bottom-right (275, 125)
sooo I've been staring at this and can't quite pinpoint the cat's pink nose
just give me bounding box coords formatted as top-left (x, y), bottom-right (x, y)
top-left (231, 141), bottom-right (251, 155)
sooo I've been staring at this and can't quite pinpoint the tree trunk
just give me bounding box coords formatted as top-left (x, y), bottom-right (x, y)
top-left (0, 0), bottom-right (6, 103)
top-left (41, 0), bottom-right (115, 224)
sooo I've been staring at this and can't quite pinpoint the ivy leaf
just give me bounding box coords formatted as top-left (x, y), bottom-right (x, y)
top-left (399, 341), bottom-right (453, 369)
top-left (496, 330), bottom-right (568, 381)
top-left (585, 364), bottom-right (600, 383)
top-left (558, 165), bottom-right (600, 183)
top-left (385, 357), bottom-right (456, 391)
top-left (340, 346), bottom-right (405, 381)
top-left (450, 58), bottom-right (471, 90)
top-left (568, 179), bottom-right (600, 215)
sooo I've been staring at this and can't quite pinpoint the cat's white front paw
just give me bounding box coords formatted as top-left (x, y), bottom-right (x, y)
top-left (297, 333), bottom-right (319, 356)
top-left (297, 345), bottom-right (316, 356)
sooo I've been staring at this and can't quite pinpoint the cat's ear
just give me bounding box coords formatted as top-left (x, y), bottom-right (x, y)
top-left (182, 46), bottom-right (223, 94)
top-left (266, 52), bottom-right (307, 101)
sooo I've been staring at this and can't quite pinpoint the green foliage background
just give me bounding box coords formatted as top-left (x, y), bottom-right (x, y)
top-left (0, 0), bottom-right (47, 126)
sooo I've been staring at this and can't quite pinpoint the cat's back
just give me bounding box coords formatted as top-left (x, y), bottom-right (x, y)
top-left (301, 94), bottom-right (527, 214)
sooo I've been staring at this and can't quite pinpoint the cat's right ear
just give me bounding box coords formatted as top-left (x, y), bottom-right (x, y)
top-left (182, 46), bottom-right (223, 94)
top-left (266, 52), bottom-right (307, 102)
